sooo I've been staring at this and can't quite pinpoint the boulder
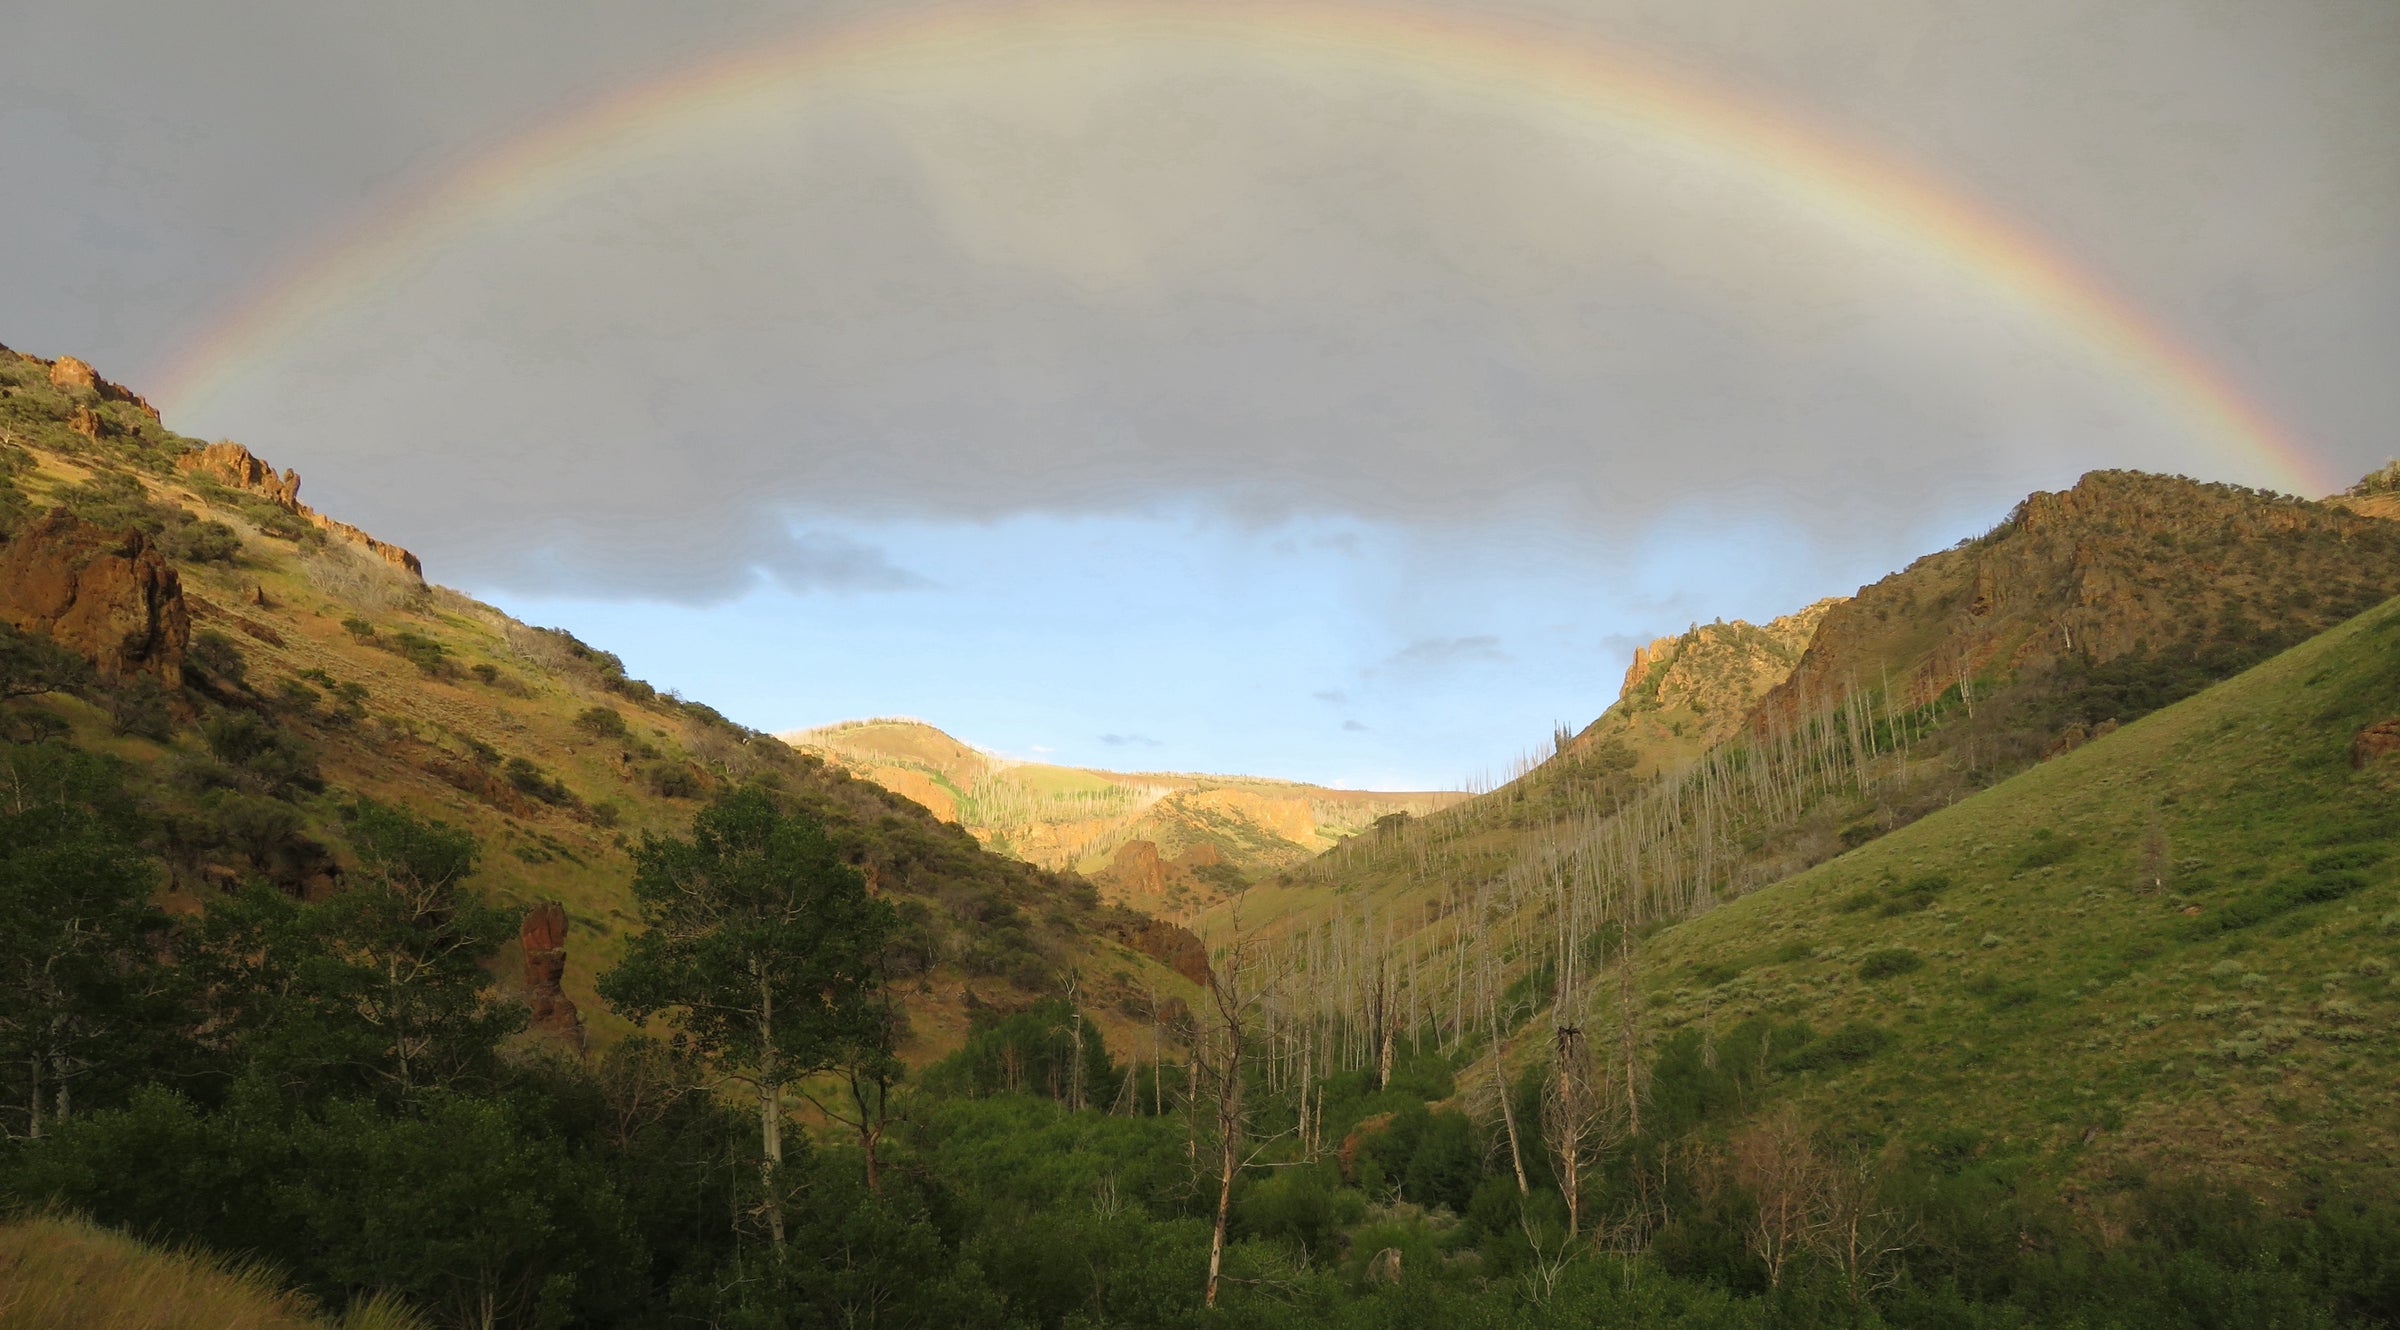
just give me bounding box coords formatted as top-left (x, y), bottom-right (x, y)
top-left (0, 509), bottom-right (187, 685)
top-left (1114, 916), bottom-right (1212, 989)
top-left (520, 901), bottom-right (586, 1050)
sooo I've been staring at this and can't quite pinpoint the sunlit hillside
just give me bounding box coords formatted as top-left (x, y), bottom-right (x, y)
top-left (0, 1215), bottom-right (422, 1330)
top-left (791, 717), bottom-right (1463, 917)
top-left (0, 346), bottom-right (1196, 1065)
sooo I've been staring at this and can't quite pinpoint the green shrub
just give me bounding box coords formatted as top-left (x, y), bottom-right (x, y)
top-left (1858, 948), bottom-right (1925, 981)
top-left (503, 757), bottom-right (573, 806)
top-left (2015, 830), bottom-right (2080, 870)
top-left (575, 706), bottom-right (630, 740)
top-left (185, 630), bottom-right (247, 689)
top-left (646, 764), bottom-right (702, 799)
top-left (107, 678), bottom-right (176, 741)
top-left (384, 631), bottom-right (455, 678)
top-left (158, 518), bottom-right (241, 564)
top-left (1777, 1021), bottom-right (1895, 1072)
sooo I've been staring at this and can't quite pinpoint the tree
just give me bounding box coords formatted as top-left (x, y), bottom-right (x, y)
top-left (0, 742), bottom-right (166, 1137)
top-left (600, 787), bottom-right (895, 1248)
top-left (0, 623), bottom-right (92, 702)
top-left (184, 801), bottom-right (517, 1104)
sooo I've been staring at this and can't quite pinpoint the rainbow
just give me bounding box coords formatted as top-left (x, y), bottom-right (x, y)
top-left (157, 0), bottom-right (2332, 495)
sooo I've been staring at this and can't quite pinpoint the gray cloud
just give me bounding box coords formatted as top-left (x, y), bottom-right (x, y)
top-left (4, 1), bottom-right (2394, 600)
top-left (1312, 689), bottom-right (1349, 705)
top-left (1099, 733), bottom-right (1162, 748)
top-left (761, 532), bottom-right (929, 596)
top-left (1342, 719), bottom-right (1368, 732)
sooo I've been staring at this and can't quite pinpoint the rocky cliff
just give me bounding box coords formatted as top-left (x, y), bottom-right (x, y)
top-left (1753, 470), bottom-right (2400, 730)
top-left (0, 509), bottom-right (188, 685)
top-left (177, 441), bottom-right (422, 578)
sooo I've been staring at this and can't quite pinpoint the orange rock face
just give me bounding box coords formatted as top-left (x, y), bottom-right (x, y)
top-left (0, 509), bottom-right (188, 685)
top-left (48, 356), bottom-right (100, 392)
top-left (174, 441), bottom-right (423, 579)
top-left (1107, 911), bottom-right (1212, 988)
top-left (1109, 839), bottom-right (1169, 898)
top-left (520, 901), bottom-right (586, 1049)
top-left (47, 355), bottom-right (161, 421)
top-left (179, 441), bottom-right (303, 508)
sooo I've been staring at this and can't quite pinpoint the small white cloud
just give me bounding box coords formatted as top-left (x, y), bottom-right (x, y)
top-left (1383, 635), bottom-right (1510, 669)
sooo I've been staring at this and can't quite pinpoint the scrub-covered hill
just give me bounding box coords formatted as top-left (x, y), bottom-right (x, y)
top-left (0, 344), bottom-right (1195, 1063)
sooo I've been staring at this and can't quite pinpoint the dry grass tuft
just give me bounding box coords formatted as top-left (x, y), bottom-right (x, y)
top-left (0, 1214), bottom-right (421, 1330)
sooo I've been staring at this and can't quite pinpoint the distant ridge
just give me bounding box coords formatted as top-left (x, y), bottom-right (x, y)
top-left (788, 717), bottom-right (1463, 917)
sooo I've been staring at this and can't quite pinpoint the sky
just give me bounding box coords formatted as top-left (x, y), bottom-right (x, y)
top-left (5, 0), bottom-right (2396, 789)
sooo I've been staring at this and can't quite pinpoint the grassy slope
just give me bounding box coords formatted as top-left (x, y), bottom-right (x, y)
top-left (1612, 592), bottom-right (2400, 1190)
top-left (0, 347), bottom-right (1192, 1064)
top-left (0, 1215), bottom-right (421, 1330)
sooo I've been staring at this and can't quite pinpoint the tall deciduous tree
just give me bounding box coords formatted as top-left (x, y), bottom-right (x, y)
top-left (0, 742), bottom-right (166, 1137)
top-left (600, 787), bottom-right (894, 1248)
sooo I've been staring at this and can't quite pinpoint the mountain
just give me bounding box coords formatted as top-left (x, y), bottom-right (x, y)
top-left (0, 344), bottom-right (1198, 1063)
top-left (1235, 468), bottom-right (2400, 948)
top-left (788, 717), bottom-right (1463, 918)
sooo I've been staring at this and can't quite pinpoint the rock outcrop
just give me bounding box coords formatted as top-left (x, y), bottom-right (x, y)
top-left (1107, 839), bottom-right (1169, 899)
top-left (175, 440), bottom-right (423, 579)
top-left (1107, 912), bottom-right (1212, 989)
top-left (0, 509), bottom-right (188, 685)
top-left (46, 354), bottom-right (161, 421)
top-left (520, 901), bottom-right (586, 1049)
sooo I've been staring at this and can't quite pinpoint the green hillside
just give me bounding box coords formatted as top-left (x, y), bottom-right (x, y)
top-left (1607, 589), bottom-right (2400, 1192)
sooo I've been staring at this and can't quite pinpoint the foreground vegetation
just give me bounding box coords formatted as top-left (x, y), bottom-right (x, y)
top-left (5, 729), bottom-right (2398, 1327)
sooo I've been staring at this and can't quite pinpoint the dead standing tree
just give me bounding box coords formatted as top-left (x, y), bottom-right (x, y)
top-left (1195, 919), bottom-right (1289, 1308)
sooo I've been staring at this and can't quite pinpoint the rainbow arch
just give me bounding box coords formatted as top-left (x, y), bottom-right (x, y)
top-left (157, 0), bottom-right (2331, 496)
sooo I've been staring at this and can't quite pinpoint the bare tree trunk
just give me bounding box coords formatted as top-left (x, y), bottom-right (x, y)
top-left (27, 1054), bottom-right (40, 1140)
top-left (849, 1068), bottom-right (885, 1194)
top-left (1490, 1000), bottom-right (1528, 1196)
top-left (1553, 1027), bottom-right (1586, 1238)
top-left (1618, 933), bottom-right (1642, 1140)
top-left (1205, 1027), bottom-right (1243, 1308)
top-left (757, 976), bottom-right (785, 1249)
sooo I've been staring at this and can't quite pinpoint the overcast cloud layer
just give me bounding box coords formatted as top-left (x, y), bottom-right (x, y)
top-left (5, 0), bottom-right (2395, 784)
